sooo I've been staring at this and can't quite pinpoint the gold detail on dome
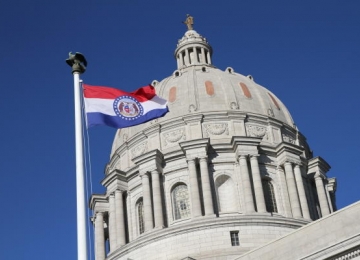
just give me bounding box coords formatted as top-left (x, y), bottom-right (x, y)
top-left (182, 14), bottom-right (194, 31)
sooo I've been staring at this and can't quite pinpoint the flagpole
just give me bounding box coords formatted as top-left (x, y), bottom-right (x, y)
top-left (66, 52), bottom-right (88, 260)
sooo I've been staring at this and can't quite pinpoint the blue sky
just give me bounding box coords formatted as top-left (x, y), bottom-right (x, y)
top-left (0, 1), bottom-right (359, 259)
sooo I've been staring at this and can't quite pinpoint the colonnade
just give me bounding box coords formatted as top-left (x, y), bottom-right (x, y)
top-left (281, 161), bottom-right (331, 219)
top-left (176, 46), bottom-right (211, 68)
top-left (93, 156), bottom-right (333, 260)
top-left (94, 189), bottom-right (126, 260)
top-left (140, 169), bottom-right (164, 231)
top-left (187, 156), bottom-right (214, 217)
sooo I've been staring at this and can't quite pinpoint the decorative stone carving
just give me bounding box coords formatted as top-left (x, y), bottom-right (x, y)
top-left (150, 118), bottom-right (158, 125)
top-left (268, 108), bottom-right (275, 117)
top-left (282, 134), bottom-right (295, 144)
top-left (246, 124), bottom-right (267, 138)
top-left (123, 133), bottom-right (128, 142)
top-left (203, 123), bottom-right (229, 137)
top-left (230, 102), bottom-right (239, 109)
top-left (281, 128), bottom-right (296, 144)
top-left (189, 104), bottom-right (197, 112)
top-left (163, 128), bottom-right (186, 146)
top-left (131, 142), bottom-right (148, 158)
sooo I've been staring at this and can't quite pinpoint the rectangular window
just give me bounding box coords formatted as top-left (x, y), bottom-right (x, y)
top-left (230, 231), bottom-right (239, 246)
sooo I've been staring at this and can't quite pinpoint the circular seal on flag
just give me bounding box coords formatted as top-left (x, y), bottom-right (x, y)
top-left (113, 95), bottom-right (144, 120)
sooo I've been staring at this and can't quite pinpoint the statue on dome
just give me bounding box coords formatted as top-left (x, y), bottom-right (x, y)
top-left (183, 14), bottom-right (194, 31)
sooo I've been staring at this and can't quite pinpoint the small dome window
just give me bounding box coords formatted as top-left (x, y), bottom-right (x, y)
top-left (151, 80), bottom-right (159, 86)
top-left (202, 67), bottom-right (207, 72)
top-left (173, 70), bottom-right (181, 77)
top-left (247, 75), bottom-right (254, 81)
top-left (239, 82), bottom-right (252, 98)
top-left (226, 67), bottom-right (234, 73)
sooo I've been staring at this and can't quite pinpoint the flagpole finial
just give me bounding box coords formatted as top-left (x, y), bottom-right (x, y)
top-left (66, 52), bottom-right (87, 74)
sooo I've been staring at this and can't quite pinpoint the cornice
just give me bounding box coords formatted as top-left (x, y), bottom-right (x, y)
top-left (163, 149), bottom-right (185, 162)
top-left (101, 169), bottom-right (128, 190)
top-left (327, 177), bottom-right (337, 192)
top-left (227, 111), bottom-right (247, 120)
top-left (89, 194), bottom-right (107, 210)
top-left (245, 113), bottom-right (269, 125)
top-left (182, 114), bottom-right (203, 123)
top-left (161, 117), bottom-right (187, 131)
top-left (308, 156), bottom-right (331, 175)
top-left (231, 136), bottom-right (262, 150)
top-left (275, 142), bottom-right (304, 156)
top-left (267, 117), bottom-right (284, 128)
top-left (202, 111), bottom-right (231, 121)
top-left (179, 138), bottom-right (210, 151)
top-left (143, 124), bottom-right (160, 137)
top-left (132, 149), bottom-right (163, 166)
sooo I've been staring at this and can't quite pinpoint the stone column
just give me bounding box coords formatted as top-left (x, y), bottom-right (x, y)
top-left (315, 174), bottom-right (330, 217)
top-left (108, 194), bottom-right (116, 251)
top-left (294, 165), bottom-right (311, 219)
top-left (239, 155), bottom-right (255, 213)
top-left (207, 51), bottom-right (211, 64)
top-left (250, 155), bottom-right (266, 213)
top-left (94, 212), bottom-right (106, 260)
top-left (115, 190), bottom-right (126, 246)
top-left (179, 52), bottom-right (184, 67)
top-left (193, 47), bottom-right (198, 64)
top-left (176, 54), bottom-right (180, 68)
top-left (141, 173), bottom-right (154, 231)
top-left (185, 49), bottom-right (190, 66)
top-left (151, 169), bottom-right (164, 228)
top-left (201, 48), bottom-right (205, 63)
top-left (126, 192), bottom-right (133, 242)
top-left (284, 162), bottom-right (302, 218)
top-left (187, 158), bottom-right (202, 217)
top-left (277, 166), bottom-right (292, 217)
top-left (199, 157), bottom-right (214, 216)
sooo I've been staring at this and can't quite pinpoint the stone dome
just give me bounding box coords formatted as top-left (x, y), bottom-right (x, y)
top-left (111, 30), bottom-right (295, 155)
top-left (91, 26), bottom-right (337, 260)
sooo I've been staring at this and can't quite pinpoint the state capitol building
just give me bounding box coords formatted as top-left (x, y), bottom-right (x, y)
top-left (89, 20), bottom-right (360, 260)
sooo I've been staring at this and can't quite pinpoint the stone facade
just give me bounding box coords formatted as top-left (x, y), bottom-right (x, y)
top-left (89, 29), bottom-right (346, 260)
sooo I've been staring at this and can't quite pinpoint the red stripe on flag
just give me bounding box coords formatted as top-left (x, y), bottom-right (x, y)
top-left (83, 84), bottom-right (156, 102)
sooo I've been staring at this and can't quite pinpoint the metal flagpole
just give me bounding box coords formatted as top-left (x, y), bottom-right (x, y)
top-left (66, 52), bottom-right (88, 260)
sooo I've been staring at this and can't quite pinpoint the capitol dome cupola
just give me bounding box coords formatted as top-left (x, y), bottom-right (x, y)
top-left (175, 15), bottom-right (213, 69)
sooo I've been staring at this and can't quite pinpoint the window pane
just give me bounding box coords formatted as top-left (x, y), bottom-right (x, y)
top-left (262, 180), bottom-right (278, 213)
top-left (172, 185), bottom-right (191, 220)
top-left (137, 200), bottom-right (144, 234)
top-left (230, 231), bottom-right (239, 246)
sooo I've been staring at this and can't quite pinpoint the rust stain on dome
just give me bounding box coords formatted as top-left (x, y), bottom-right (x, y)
top-left (240, 82), bottom-right (252, 98)
top-left (169, 86), bottom-right (177, 102)
top-left (268, 93), bottom-right (280, 110)
top-left (205, 81), bottom-right (215, 96)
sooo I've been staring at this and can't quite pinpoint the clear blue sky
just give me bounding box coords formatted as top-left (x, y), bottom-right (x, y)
top-left (0, 1), bottom-right (359, 259)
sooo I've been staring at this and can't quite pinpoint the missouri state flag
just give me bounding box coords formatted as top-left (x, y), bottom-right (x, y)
top-left (83, 84), bottom-right (169, 128)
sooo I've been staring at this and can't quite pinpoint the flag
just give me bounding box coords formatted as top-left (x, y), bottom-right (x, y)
top-left (83, 84), bottom-right (169, 128)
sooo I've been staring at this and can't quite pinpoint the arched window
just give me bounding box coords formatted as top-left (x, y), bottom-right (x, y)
top-left (172, 184), bottom-right (191, 220)
top-left (262, 179), bottom-right (278, 213)
top-left (215, 175), bottom-right (237, 213)
top-left (136, 198), bottom-right (144, 234)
